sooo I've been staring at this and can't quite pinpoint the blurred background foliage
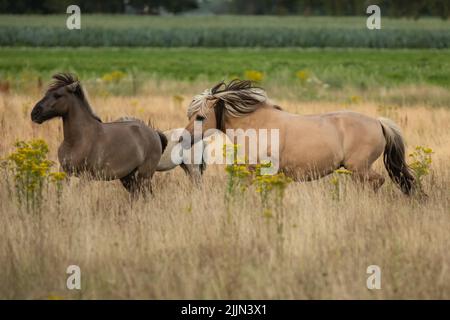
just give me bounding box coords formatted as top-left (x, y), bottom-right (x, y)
top-left (0, 0), bottom-right (448, 19)
top-left (0, 0), bottom-right (448, 104)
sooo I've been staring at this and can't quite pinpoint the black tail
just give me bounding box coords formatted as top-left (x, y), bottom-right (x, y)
top-left (379, 118), bottom-right (416, 195)
top-left (157, 131), bottom-right (168, 153)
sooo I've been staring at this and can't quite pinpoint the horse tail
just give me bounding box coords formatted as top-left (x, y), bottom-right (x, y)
top-left (379, 117), bottom-right (415, 195)
top-left (157, 130), bottom-right (168, 154)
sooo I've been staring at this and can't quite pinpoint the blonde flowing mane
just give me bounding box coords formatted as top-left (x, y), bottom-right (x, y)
top-left (187, 80), bottom-right (267, 119)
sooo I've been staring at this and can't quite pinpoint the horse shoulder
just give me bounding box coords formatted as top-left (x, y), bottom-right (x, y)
top-left (57, 140), bottom-right (91, 175)
top-left (57, 142), bottom-right (72, 173)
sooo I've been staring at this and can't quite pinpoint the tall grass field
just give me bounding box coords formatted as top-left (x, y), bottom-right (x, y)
top-left (0, 88), bottom-right (449, 299)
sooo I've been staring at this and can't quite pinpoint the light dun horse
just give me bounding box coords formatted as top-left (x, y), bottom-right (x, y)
top-left (31, 73), bottom-right (167, 196)
top-left (156, 128), bottom-right (206, 184)
top-left (184, 80), bottom-right (416, 195)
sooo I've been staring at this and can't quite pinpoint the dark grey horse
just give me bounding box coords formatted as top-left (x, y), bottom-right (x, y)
top-left (31, 73), bottom-right (167, 197)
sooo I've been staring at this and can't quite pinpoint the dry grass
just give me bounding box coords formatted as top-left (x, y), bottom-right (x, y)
top-left (0, 86), bottom-right (449, 299)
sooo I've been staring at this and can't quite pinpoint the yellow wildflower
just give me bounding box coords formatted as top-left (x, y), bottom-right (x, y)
top-left (296, 70), bottom-right (309, 81)
top-left (244, 70), bottom-right (264, 82)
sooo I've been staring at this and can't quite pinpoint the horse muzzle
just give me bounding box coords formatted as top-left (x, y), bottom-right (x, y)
top-left (179, 134), bottom-right (203, 149)
top-left (31, 105), bottom-right (44, 124)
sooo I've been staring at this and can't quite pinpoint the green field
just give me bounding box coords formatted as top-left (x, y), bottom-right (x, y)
top-left (1, 15), bottom-right (449, 29)
top-left (1, 47), bottom-right (449, 106)
top-left (1, 47), bottom-right (449, 86)
top-left (0, 15), bottom-right (449, 47)
top-left (1, 15), bottom-right (448, 103)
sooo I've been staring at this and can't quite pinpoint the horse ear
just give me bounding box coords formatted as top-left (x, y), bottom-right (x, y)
top-left (66, 81), bottom-right (80, 93)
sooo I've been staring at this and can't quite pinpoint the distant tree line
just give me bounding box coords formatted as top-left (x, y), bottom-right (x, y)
top-left (225, 0), bottom-right (449, 19)
top-left (0, 0), bottom-right (198, 14)
top-left (0, 0), bottom-right (448, 19)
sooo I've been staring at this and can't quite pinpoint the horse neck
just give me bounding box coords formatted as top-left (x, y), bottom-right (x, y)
top-left (62, 98), bottom-right (100, 146)
top-left (223, 105), bottom-right (274, 133)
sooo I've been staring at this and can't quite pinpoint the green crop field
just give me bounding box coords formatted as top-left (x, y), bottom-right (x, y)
top-left (0, 15), bottom-right (449, 47)
top-left (1, 47), bottom-right (449, 86)
top-left (0, 15), bottom-right (449, 103)
top-left (1, 15), bottom-right (449, 29)
top-left (1, 47), bottom-right (449, 106)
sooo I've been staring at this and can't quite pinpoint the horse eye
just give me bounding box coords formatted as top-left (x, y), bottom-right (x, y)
top-left (54, 93), bottom-right (62, 99)
top-left (196, 115), bottom-right (205, 121)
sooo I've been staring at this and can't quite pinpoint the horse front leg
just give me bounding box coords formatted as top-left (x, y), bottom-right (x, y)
top-left (180, 163), bottom-right (202, 186)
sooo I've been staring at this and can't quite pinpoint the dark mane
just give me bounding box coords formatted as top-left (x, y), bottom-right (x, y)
top-left (188, 79), bottom-right (267, 118)
top-left (210, 79), bottom-right (266, 131)
top-left (210, 79), bottom-right (265, 107)
top-left (47, 73), bottom-right (102, 122)
top-left (47, 73), bottom-right (78, 94)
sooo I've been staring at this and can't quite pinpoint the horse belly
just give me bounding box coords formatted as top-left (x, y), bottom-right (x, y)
top-left (281, 128), bottom-right (343, 180)
top-left (93, 147), bottom-right (143, 179)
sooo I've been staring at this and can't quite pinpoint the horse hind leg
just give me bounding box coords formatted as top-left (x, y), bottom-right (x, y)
top-left (120, 169), bottom-right (138, 197)
top-left (120, 168), bottom-right (152, 199)
top-left (351, 169), bottom-right (385, 192)
top-left (135, 167), bottom-right (155, 197)
top-left (343, 159), bottom-right (385, 192)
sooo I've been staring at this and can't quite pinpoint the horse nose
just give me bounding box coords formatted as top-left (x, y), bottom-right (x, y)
top-left (31, 104), bottom-right (43, 120)
top-left (179, 135), bottom-right (189, 149)
top-left (179, 134), bottom-right (195, 149)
